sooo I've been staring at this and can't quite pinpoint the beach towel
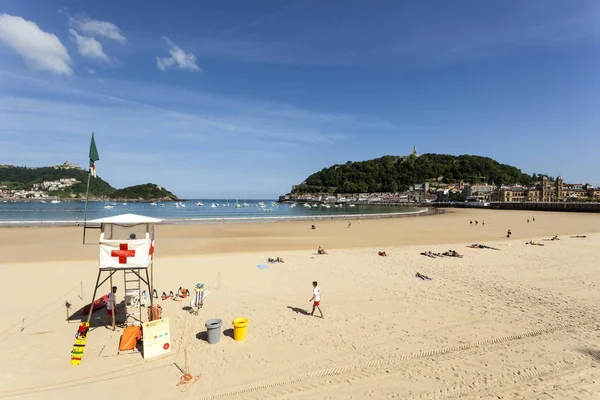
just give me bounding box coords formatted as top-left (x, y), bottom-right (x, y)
top-left (148, 304), bottom-right (162, 321)
top-left (119, 325), bottom-right (141, 351)
top-left (257, 264), bottom-right (269, 269)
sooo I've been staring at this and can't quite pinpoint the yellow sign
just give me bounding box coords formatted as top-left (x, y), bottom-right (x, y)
top-left (142, 317), bottom-right (171, 359)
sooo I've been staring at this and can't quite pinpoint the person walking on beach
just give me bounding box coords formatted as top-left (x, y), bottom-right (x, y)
top-left (107, 286), bottom-right (117, 327)
top-left (507, 229), bottom-right (512, 238)
top-left (309, 281), bottom-right (323, 318)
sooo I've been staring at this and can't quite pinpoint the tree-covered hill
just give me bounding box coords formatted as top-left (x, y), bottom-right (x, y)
top-left (296, 153), bottom-right (539, 194)
top-left (0, 166), bottom-right (115, 197)
top-left (109, 183), bottom-right (179, 201)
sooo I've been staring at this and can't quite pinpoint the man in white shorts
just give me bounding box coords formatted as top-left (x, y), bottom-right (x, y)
top-left (309, 281), bottom-right (323, 318)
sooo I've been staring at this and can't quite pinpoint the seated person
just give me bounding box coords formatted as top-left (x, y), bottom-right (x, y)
top-left (268, 257), bottom-right (275, 263)
top-left (317, 246), bottom-right (327, 255)
top-left (276, 257), bottom-right (284, 263)
top-left (378, 251), bottom-right (387, 256)
top-left (551, 235), bottom-right (559, 240)
top-left (311, 225), bottom-right (316, 230)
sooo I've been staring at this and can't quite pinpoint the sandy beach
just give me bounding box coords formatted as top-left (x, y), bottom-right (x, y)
top-left (2, 209), bottom-right (600, 399)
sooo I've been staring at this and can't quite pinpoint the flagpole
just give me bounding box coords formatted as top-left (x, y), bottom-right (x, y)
top-left (82, 172), bottom-right (92, 244)
top-left (82, 131), bottom-right (96, 244)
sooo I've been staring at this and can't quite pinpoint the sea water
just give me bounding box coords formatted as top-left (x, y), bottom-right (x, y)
top-left (0, 200), bottom-right (422, 226)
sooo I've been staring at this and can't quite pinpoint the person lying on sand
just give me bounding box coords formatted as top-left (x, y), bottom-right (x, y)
top-left (317, 246), bottom-right (328, 255)
top-left (268, 257), bottom-right (285, 263)
top-left (442, 250), bottom-right (463, 258)
top-left (571, 235), bottom-right (587, 238)
top-left (378, 251), bottom-right (388, 256)
top-left (467, 244), bottom-right (500, 250)
top-left (526, 240), bottom-right (544, 246)
top-left (415, 272), bottom-right (432, 280)
top-left (420, 251), bottom-right (436, 258)
top-left (543, 236), bottom-right (560, 241)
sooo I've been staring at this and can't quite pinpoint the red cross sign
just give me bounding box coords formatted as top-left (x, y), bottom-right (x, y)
top-left (111, 243), bottom-right (136, 264)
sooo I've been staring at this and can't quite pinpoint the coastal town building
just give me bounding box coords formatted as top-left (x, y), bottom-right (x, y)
top-left (53, 160), bottom-right (81, 170)
top-left (284, 175), bottom-right (600, 205)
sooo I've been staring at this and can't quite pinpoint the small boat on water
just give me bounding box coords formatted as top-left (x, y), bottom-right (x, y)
top-left (122, 202), bottom-right (127, 206)
top-left (51, 200), bottom-right (61, 204)
top-left (104, 205), bottom-right (114, 209)
top-left (195, 202), bottom-right (204, 206)
top-left (348, 204), bottom-right (356, 207)
top-left (40, 200), bottom-right (46, 203)
top-left (211, 202), bottom-right (217, 208)
top-left (257, 202), bottom-right (266, 208)
top-left (304, 203), bottom-right (311, 208)
top-left (290, 203), bottom-right (296, 208)
top-left (150, 202), bottom-right (158, 206)
top-left (235, 200), bottom-right (241, 208)
top-left (323, 204), bottom-right (331, 208)
top-left (175, 202), bottom-right (186, 208)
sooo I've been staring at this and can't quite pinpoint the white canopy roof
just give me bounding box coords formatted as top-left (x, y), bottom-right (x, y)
top-left (87, 213), bottom-right (162, 225)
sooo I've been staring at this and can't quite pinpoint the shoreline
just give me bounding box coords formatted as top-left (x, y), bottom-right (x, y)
top-left (0, 208), bottom-right (432, 228)
top-left (2, 208), bottom-right (600, 265)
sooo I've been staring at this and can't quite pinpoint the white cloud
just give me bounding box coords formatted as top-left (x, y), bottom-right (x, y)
top-left (156, 38), bottom-right (201, 72)
top-left (0, 14), bottom-right (72, 75)
top-left (88, 68), bottom-right (96, 75)
top-left (69, 29), bottom-right (109, 62)
top-left (69, 15), bottom-right (126, 43)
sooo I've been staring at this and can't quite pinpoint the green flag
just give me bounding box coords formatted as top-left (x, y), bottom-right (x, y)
top-left (89, 133), bottom-right (99, 178)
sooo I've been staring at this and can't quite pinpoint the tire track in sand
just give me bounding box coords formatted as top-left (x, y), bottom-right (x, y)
top-left (200, 322), bottom-right (594, 399)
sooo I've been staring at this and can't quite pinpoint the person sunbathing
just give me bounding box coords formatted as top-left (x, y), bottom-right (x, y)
top-left (420, 251), bottom-right (436, 258)
top-left (526, 240), bottom-right (544, 246)
top-left (378, 251), bottom-right (387, 256)
top-left (415, 272), bottom-right (432, 280)
top-left (571, 235), bottom-right (587, 238)
top-left (543, 236), bottom-right (560, 241)
top-left (443, 250), bottom-right (463, 258)
top-left (317, 246), bottom-right (328, 255)
top-left (276, 257), bottom-right (284, 263)
top-left (468, 244), bottom-right (500, 250)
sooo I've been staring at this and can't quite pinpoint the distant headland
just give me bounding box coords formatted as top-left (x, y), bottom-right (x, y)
top-left (280, 148), bottom-right (600, 205)
top-left (0, 162), bottom-right (179, 201)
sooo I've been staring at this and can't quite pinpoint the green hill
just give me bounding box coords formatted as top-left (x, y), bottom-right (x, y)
top-left (109, 183), bottom-right (179, 201)
top-left (294, 153), bottom-right (538, 194)
top-left (0, 166), bottom-right (115, 198)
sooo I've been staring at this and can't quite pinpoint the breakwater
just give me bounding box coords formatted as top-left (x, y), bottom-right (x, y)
top-left (428, 202), bottom-right (600, 213)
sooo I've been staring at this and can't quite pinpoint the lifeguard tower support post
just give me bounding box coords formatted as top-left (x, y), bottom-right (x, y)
top-left (85, 213), bottom-right (161, 328)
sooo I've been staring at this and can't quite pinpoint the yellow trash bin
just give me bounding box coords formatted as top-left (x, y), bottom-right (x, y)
top-left (232, 317), bottom-right (249, 341)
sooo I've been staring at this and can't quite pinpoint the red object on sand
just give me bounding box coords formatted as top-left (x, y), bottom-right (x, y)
top-left (82, 294), bottom-right (109, 314)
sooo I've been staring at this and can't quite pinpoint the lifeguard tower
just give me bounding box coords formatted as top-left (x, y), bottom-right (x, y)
top-left (85, 213), bottom-right (161, 328)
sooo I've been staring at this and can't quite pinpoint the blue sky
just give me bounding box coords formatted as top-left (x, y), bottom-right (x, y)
top-left (0, 0), bottom-right (598, 198)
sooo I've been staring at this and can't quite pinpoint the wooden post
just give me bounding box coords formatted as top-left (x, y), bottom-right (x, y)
top-left (86, 271), bottom-right (102, 325)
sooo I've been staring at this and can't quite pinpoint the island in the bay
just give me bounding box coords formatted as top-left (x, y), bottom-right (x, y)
top-left (0, 161), bottom-right (179, 201)
top-left (281, 147), bottom-right (600, 204)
